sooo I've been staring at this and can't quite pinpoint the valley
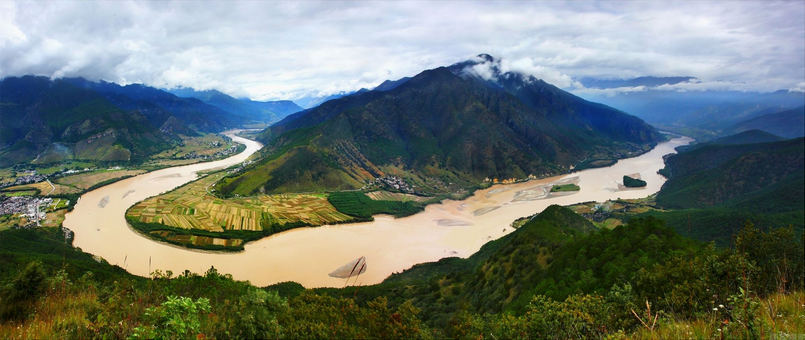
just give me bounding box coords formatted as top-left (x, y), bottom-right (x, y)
top-left (63, 131), bottom-right (691, 287)
top-left (2, 2), bottom-right (804, 338)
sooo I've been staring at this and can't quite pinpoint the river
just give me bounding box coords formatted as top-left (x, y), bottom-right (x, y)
top-left (63, 133), bottom-right (692, 288)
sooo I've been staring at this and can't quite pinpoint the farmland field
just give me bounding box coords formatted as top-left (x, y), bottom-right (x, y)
top-left (55, 169), bottom-right (145, 190)
top-left (365, 190), bottom-right (430, 202)
top-left (126, 172), bottom-right (355, 244)
top-left (1, 181), bottom-right (79, 195)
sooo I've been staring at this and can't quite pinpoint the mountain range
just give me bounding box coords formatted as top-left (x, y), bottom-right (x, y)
top-left (730, 106), bottom-right (805, 139)
top-left (216, 55), bottom-right (661, 196)
top-left (169, 88), bottom-right (302, 124)
top-left (0, 76), bottom-right (274, 166)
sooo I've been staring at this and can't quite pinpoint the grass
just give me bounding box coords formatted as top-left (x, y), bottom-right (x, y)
top-left (125, 171), bottom-right (355, 250)
top-left (626, 291), bottom-right (805, 339)
top-left (1, 189), bottom-right (37, 197)
top-left (550, 183), bottom-right (580, 192)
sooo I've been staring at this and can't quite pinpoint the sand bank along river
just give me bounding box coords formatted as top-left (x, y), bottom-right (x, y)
top-left (64, 133), bottom-right (691, 288)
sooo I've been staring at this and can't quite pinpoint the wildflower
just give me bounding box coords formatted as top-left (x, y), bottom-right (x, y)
top-left (718, 304), bottom-right (724, 308)
top-left (713, 307), bottom-right (718, 311)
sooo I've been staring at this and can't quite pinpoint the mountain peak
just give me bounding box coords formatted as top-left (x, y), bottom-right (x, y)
top-left (476, 53), bottom-right (496, 63)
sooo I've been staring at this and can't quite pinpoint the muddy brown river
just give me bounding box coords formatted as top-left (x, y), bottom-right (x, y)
top-left (63, 133), bottom-right (691, 288)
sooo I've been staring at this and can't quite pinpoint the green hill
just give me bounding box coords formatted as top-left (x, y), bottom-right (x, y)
top-left (217, 56), bottom-right (660, 196)
top-left (0, 77), bottom-right (175, 165)
top-left (0, 76), bottom-right (257, 166)
top-left (657, 137), bottom-right (803, 210)
top-left (649, 135), bottom-right (804, 245)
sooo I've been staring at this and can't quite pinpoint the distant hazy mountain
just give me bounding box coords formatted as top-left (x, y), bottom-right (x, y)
top-left (169, 88), bottom-right (302, 124)
top-left (579, 76), bottom-right (696, 89)
top-left (293, 91), bottom-right (355, 109)
top-left (579, 88), bottom-right (805, 136)
top-left (676, 129), bottom-right (783, 153)
top-left (0, 76), bottom-right (251, 166)
top-left (64, 77), bottom-right (244, 132)
top-left (730, 106), bottom-right (804, 138)
top-left (291, 77), bottom-right (410, 110)
top-left (217, 55), bottom-right (660, 196)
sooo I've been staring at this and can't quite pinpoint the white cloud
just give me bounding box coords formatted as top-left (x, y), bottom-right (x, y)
top-left (1, 1), bottom-right (803, 100)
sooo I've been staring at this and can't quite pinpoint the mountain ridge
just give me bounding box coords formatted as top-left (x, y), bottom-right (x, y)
top-left (217, 55), bottom-right (661, 196)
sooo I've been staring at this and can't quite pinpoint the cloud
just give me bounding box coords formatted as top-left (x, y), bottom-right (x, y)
top-left (1, 1), bottom-right (803, 100)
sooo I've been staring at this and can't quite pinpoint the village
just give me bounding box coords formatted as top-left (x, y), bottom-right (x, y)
top-left (0, 195), bottom-right (55, 228)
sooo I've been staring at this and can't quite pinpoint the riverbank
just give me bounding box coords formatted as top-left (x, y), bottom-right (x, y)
top-left (65, 135), bottom-right (691, 287)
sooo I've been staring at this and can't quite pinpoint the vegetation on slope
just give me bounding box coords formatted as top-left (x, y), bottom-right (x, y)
top-left (217, 56), bottom-right (660, 197)
top-left (1, 207), bottom-right (802, 338)
top-left (0, 76), bottom-right (255, 167)
top-left (657, 137), bottom-right (804, 210)
top-left (730, 106), bottom-right (805, 139)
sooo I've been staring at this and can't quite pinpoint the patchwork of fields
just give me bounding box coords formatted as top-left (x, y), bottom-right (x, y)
top-left (126, 172), bottom-right (354, 233)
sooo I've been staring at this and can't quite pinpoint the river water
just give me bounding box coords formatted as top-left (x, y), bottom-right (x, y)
top-left (64, 133), bottom-right (691, 288)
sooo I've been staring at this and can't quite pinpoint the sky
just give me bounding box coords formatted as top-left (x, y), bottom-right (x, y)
top-left (1, 1), bottom-right (804, 101)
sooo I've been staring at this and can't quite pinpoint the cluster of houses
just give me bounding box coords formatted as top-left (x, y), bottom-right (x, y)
top-left (2, 172), bottom-right (46, 188)
top-left (373, 176), bottom-right (414, 193)
top-left (181, 144), bottom-right (239, 160)
top-left (0, 195), bottom-right (53, 227)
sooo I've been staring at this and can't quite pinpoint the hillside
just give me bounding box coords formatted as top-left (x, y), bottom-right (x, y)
top-left (64, 78), bottom-right (244, 132)
top-left (217, 55), bottom-right (661, 196)
top-left (657, 137), bottom-right (804, 210)
top-left (0, 76), bottom-right (255, 166)
top-left (0, 76), bottom-right (175, 165)
top-left (650, 136), bottom-right (804, 244)
top-left (675, 129), bottom-right (783, 153)
top-left (169, 88), bottom-right (303, 124)
top-left (730, 106), bottom-right (805, 138)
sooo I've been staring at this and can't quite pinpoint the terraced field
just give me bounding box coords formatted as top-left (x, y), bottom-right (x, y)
top-left (126, 172), bottom-right (354, 234)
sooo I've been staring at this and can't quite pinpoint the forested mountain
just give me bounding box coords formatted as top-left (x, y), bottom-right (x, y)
top-left (658, 137), bottom-right (803, 210)
top-left (646, 135), bottom-right (804, 244)
top-left (0, 76), bottom-right (251, 166)
top-left (730, 106), bottom-right (805, 138)
top-left (169, 88), bottom-right (303, 124)
top-left (217, 55), bottom-right (661, 196)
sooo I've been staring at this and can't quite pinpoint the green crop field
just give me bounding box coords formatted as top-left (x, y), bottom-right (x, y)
top-left (327, 191), bottom-right (424, 219)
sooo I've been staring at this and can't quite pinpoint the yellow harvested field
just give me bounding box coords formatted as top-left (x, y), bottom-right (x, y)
top-left (3, 181), bottom-right (80, 195)
top-left (127, 172), bottom-right (353, 232)
top-left (365, 190), bottom-right (429, 202)
top-left (56, 169), bottom-right (145, 190)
